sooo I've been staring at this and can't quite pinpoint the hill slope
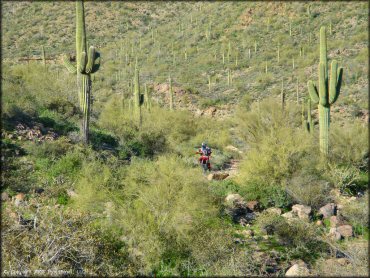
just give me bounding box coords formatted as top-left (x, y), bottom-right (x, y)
top-left (2, 1), bottom-right (368, 118)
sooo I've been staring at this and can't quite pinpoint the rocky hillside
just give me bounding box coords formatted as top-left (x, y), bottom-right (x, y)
top-left (2, 1), bottom-right (368, 119)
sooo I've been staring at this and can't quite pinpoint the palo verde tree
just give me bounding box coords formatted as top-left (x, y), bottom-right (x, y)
top-left (63, 0), bottom-right (100, 144)
top-left (307, 26), bottom-right (343, 156)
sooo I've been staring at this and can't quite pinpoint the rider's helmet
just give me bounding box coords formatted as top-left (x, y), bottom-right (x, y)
top-left (201, 142), bottom-right (206, 147)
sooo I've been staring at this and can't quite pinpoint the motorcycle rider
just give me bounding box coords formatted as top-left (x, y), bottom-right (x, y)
top-left (196, 142), bottom-right (212, 171)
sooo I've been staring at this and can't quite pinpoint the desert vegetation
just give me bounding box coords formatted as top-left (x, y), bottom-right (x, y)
top-left (1, 1), bottom-right (368, 277)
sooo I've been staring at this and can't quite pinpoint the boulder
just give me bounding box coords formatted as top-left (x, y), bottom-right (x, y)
top-left (319, 203), bottom-right (337, 218)
top-left (242, 229), bottom-right (254, 238)
top-left (330, 215), bottom-right (341, 228)
top-left (328, 227), bottom-right (342, 241)
top-left (224, 194), bottom-right (255, 225)
top-left (1, 192), bottom-right (9, 202)
top-left (14, 193), bottom-right (25, 207)
top-left (285, 261), bottom-right (310, 276)
top-left (266, 207), bottom-right (282, 215)
top-left (246, 200), bottom-right (259, 211)
top-left (316, 220), bottom-right (323, 226)
top-left (225, 145), bottom-right (243, 154)
top-left (292, 204), bottom-right (312, 220)
top-left (337, 225), bottom-right (353, 238)
top-left (225, 194), bottom-right (244, 205)
top-left (34, 188), bottom-right (45, 195)
top-left (208, 172), bottom-right (229, 181)
top-left (67, 189), bottom-right (78, 198)
top-left (325, 258), bottom-right (350, 267)
top-left (282, 211), bottom-right (294, 220)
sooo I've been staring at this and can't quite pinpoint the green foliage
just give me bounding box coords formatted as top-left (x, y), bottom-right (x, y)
top-left (326, 164), bottom-right (365, 195)
top-left (256, 211), bottom-right (329, 263)
top-left (2, 204), bottom-right (129, 276)
top-left (341, 192), bottom-right (368, 232)
top-left (329, 120), bottom-right (368, 170)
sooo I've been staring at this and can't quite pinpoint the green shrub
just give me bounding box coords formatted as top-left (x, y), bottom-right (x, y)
top-left (326, 164), bottom-right (365, 195)
top-left (2, 203), bottom-right (129, 276)
top-left (256, 211), bottom-right (329, 263)
top-left (330, 120), bottom-right (368, 169)
top-left (340, 192), bottom-right (368, 234)
top-left (285, 170), bottom-right (332, 210)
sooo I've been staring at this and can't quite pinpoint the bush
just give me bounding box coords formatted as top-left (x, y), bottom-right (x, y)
top-left (256, 211), bottom-right (329, 263)
top-left (285, 170), bottom-right (332, 210)
top-left (340, 192), bottom-right (368, 234)
top-left (1, 203), bottom-right (129, 276)
top-left (330, 120), bottom-right (368, 170)
top-left (326, 163), bottom-right (365, 195)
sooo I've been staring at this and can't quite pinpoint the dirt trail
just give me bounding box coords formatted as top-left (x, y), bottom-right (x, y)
top-left (211, 158), bottom-right (240, 178)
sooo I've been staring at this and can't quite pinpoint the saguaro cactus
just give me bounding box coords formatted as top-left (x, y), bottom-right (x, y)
top-left (41, 46), bottom-right (46, 67)
top-left (63, 0), bottom-right (100, 144)
top-left (208, 75), bottom-right (211, 93)
top-left (281, 78), bottom-right (285, 109)
top-left (227, 68), bottom-right (232, 86)
top-left (169, 75), bottom-right (174, 110)
top-left (307, 98), bottom-right (313, 133)
top-left (133, 58), bottom-right (143, 125)
top-left (307, 26), bottom-right (343, 156)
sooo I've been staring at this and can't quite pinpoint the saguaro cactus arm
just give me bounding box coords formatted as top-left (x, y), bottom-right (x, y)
top-left (329, 61), bottom-right (343, 104)
top-left (307, 81), bottom-right (319, 104)
top-left (85, 46), bottom-right (96, 73)
top-left (63, 55), bottom-right (77, 73)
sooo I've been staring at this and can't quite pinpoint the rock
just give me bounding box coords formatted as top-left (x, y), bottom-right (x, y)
top-left (325, 258), bottom-right (351, 267)
top-left (285, 261), bottom-right (310, 276)
top-left (242, 229), bottom-right (254, 238)
top-left (234, 238), bottom-right (244, 244)
top-left (14, 193), bottom-right (25, 207)
top-left (316, 220), bottom-right (323, 226)
top-left (282, 211), bottom-right (294, 220)
top-left (328, 227), bottom-right (342, 241)
top-left (225, 145), bottom-right (243, 154)
top-left (330, 215), bottom-right (340, 228)
top-left (246, 200), bottom-right (259, 211)
top-left (225, 194), bottom-right (255, 225)
top-left (262, 235), bottom-right (269, 240)
top-left (337, 225), bottom-right (353, 238)
top-left (1, 192), bottom-right (9, 201)
top-left (266, 207), bottom-right (282, 215)
top-left (34, 188), bottom-right (44, 194)
top-left (202, 106), bottom-right (217, 117)
top-left (225, 194), bottom-right (244, 205)
top-left (292, 204), bottom-right (312, 220)
top-left (208, 172), bottom-right (229, 181)
top-left (336, 204), bottom-right (344, 210)
top-left (67, 189), bottom-right (77, 198)
top-left (337, 258), bottom-right (350, 266)
top-left (319, 203), bottom-right (337, 218)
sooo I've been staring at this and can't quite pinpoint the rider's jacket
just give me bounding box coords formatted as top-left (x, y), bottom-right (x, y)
top-left (198, 146), bottom-right (212, 157)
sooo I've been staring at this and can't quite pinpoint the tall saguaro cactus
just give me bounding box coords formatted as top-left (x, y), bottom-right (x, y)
top-left (307, 26), bottom-right (343, 156)
top-left (133, 58), bottom-right (143, 125)
top-left (63, 0), bottom-right (100, 144)
top-left (307, 98), bottom-right (313, 133)
top-left (41, 46), bottom-right (46, 67)
top-left (169, 75), bottom-right (174, 110)
top-left (281, 78), bottom-right (285, 109)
